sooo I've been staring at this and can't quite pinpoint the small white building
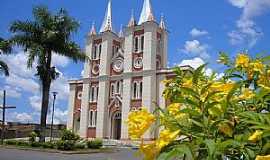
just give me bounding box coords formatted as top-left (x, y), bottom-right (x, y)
top-left (67, 0), bottom-right (189, 140)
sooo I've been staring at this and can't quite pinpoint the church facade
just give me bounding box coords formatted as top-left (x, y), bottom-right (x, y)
top-left (67, 0), bottom-right (183, 140)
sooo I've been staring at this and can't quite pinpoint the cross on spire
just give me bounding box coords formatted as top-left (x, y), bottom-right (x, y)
top-left (100, 0), bottom-right (113, 33)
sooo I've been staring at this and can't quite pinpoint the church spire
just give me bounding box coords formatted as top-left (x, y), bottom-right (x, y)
top-left (159, 14), bottom-right (166, 30)
top-left (100, 0), bottom-right (113, 33)
top-left (127, 9), bottom-right (136, 27)
top-left (90, 22), bottom-right (97, 36)
top-left (138, 0), bottom-right (155, 25)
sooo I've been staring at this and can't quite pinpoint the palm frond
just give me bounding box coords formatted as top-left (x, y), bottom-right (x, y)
top-left (0, 59), bottom-right (9, 76)
top-left (0, 37), bottom-right (12, 54)
top-left (53, 41), bottom-right (87, 63)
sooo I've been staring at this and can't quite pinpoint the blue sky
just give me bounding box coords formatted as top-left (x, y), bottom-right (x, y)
top-left (0, 0), bottom-right (270, 124)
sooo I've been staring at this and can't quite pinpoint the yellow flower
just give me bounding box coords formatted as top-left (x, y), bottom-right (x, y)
top-left (156, 129), bottom-right (180, 150)
top-left (139, 143), bottom-right (159, 160)
top-left (258, 74), bottom-right (270, 90)
top-left (182, 78), bottom-right (193, 88)
top-left (248, 130), bottom-right (263, 142)
top-left (210, 82), bottom-right (235, 94)
top-left (250, 60), bottom-right (264, 73)
top-left (238, 88), bottom-right (255, 100)
top-left (256, 155), bottom-right (270, 160)
top-left (127, 108), bottom-right (155, 139)
top-left (235, 54), bottom-right (250, 68)
top-left (167, 103), bottom-right (181, 116)
top-left (139, 129), bottom-right (180, 160)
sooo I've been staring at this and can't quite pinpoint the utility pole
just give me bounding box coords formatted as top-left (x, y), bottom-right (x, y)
top-left (1, 90), bottom-right (16, 145)
top-left (50, 92), bottom-right (57, 142)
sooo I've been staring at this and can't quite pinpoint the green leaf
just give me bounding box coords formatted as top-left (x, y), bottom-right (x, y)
top-left (192, 63), bottom-right (207, 85)
top-left (262, 142), bottom-right (270, 154)
top-left (180, 87), bottom-right (200, 101)
top-left (158, 144), bottom-right (194, 160)
top-left (204, 139), bottom-right (216, 158)
top-left (190, 119), bottom-right (204, 128)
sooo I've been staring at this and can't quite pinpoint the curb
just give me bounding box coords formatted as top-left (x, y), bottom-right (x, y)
top-left (0, 146), bottom-right (115, 155)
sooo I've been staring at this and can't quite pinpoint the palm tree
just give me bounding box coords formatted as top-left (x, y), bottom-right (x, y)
top-left (0, 37), bottom-right (12, 76)
top-left (9, 6), bottom-right (86, 142)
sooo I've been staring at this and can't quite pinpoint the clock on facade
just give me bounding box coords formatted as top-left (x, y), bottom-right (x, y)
top-left (92, 64), bottom-right (100, 75)
top-left (134, 57), bottom-right (143, 69)
top-left (112, 59), bottom-right (123, 73)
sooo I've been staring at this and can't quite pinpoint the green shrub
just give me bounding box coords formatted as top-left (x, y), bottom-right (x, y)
top-left (60, 129), bottom-right (80, 141)
top-left (28, 132), bottom-right (37, 143)
top-left (56, 140), bottom-right (75, 151)
top-left (30, 141), bottom-right (42, 147)
top-left (42, 142), bottom-right (55, 149)
top-left (16, 141), bottom-right (29, 146)
top-left (5, 140), bottom-right (17, 145)
top-left (75, 142), bottom-right (86, 149)
top-left (87, 139), bottom-right (103, 149)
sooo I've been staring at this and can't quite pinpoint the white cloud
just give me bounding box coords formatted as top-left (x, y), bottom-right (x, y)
top-left (6, 74), bottom-right (40, 94)
top-left (6, 112), bottom-right (34, 123)
top-left (15, 112), bottom-right (33, 122)
top-left (190, 28), bottom-right (208, 37)
top-left (181, 40), bottom-right (210, 59)
top-left (228, 0), bottom-right (247, 8)
top-left (228, 0), bottom-right (270, 48)
top-left (179, 57), bottom-right (205, 69)
top-left (51, 54), bottom-right (70, 68)
top-left (1, 86), bottom-right (22, 98)
top-left (47, 108), bottom-right (68, 124)
top-left (51, 72), bottom-right (69, 100)
top-left (81, 69), bottom-right (85, 77)
top-left (178, 57), bottom-right (225, 78)
top-left (29, 95), bottom-right (41, 111)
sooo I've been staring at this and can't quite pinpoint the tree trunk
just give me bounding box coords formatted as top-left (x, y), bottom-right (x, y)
top-left (39, 51), bottom-right (52, 143)
top-left (39, 81), bottom-right (51, 142)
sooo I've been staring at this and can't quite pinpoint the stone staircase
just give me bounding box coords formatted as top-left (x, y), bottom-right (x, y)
top-left (102, 139), bottom-right (140, 149)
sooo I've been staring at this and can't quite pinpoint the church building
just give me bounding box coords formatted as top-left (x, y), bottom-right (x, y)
top-left (67, 0), bottom-right (187, 140)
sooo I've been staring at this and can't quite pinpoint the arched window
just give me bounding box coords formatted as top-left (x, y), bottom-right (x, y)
top-left (96, 87), bottom-right (99, 101)
top-left (139, 81), bottom-right (143, 98)
top-left (93, 45), bottom-right (97, 59)
top-left (141, 36), bottom-right (144, 51)
top-left (116, 81), bottom-right (120, 94)
top-left (90, 86), bottom-right (99, 102)
top-left (99, 44), bottom-right (102, 58)
top-left (134, 37), bottom-right (139, 52)
top-left (133, 82), bottom-right (137, 99)
top-left (91, 86), bottom-right (95, 102)
top-left (88, 110), bottom-right (97, 127)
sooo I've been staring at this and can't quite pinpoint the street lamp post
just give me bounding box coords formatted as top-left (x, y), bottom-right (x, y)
top-left (50, 91), bottom-right (57, 142)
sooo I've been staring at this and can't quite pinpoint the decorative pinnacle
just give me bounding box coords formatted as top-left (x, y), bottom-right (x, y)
top-left (90, 22), bottom-right (97, 35)
top-left (138, 0), bottom-right (155, 25)
top-left (159, 14), bottom-right (166, 30)
top-left (128, 9), bottom-right (136, 27)
top-left (100, 0), bottom-right (113, 33)
top-left (118, 24), bottom-right (124, 37)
